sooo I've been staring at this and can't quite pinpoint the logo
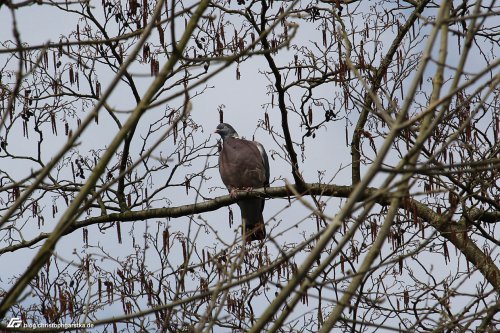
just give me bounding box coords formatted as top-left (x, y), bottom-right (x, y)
top-left (7, 317), bottom-right (22, 328)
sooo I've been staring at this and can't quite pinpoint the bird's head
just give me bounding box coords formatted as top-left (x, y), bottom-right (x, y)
top-left (214, 123), bottom-right (239, 140)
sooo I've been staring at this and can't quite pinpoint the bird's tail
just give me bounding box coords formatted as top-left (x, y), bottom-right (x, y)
top-left (238, 199), bottom-right (266, 242)
top-left (245, 219), bottom-right (266, 242)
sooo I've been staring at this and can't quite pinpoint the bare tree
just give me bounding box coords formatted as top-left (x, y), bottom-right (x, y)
top-left (0, 0), bottom-right (498, 332)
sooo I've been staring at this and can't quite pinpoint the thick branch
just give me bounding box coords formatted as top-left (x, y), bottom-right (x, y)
top-left (2, 183), bottom-right (498, 290)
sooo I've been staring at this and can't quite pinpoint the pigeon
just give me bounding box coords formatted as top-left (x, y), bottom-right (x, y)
top-left (215, 123), bottom-right (270, 241)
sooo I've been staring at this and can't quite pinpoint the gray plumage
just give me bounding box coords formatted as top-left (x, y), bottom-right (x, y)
top-left (215, 123), bottom-right (269, 241)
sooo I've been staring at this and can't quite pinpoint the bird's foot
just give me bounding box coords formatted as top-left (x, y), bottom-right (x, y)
top-left (244, 187), bottom-right (254, 192)
top-left (229, 188), bottom-right (238, 198)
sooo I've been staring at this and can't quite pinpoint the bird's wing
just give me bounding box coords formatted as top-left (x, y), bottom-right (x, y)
top-left (253, 140), bottom-right (270, 186)
top-left (219, 137), bottom-right (268, 189)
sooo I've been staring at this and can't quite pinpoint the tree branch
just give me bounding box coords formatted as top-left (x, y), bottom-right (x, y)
top-left (350, 0), bottom-right (431, 184)
top-left (2, 183), bottom-right (497, 290)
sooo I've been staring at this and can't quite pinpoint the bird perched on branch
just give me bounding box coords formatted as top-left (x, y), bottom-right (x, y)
top-left (215, 123), bottom-right (270, 241)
